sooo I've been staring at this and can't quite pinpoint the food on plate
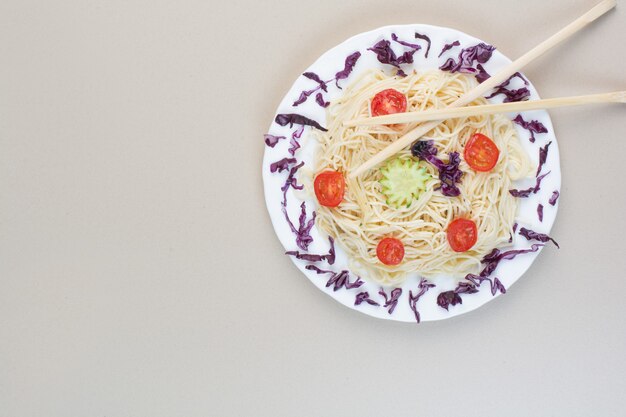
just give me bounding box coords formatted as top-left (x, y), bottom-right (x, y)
top-left (313, 69), bottom-right (533, 284)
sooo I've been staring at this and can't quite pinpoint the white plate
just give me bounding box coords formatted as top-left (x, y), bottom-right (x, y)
top-left (262, 24), bottom-right (561, 323)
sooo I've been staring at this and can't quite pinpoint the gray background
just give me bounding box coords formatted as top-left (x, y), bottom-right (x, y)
top-left (1, 0), bottom-right (625, 416)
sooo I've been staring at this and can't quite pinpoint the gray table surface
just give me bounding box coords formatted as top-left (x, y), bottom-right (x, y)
top-left (1, 0), bottom-right (625, 416)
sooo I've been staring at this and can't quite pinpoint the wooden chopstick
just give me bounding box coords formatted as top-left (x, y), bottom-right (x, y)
top-left (344, 91), bottom-right (626, 126)
top-left (348, 0), bottom-right (616, 179)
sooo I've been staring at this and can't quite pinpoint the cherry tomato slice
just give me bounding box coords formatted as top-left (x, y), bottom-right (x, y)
top-left (464, 133), bottom-right (500, 172)
top-left (447, 218), bottom-right (478, 252)
top-left (371, 89), bottom-right (407, 117)
top-left (314, 170), bottom-right (345, 207)
top-left (376, 237), bottom-right (405, 265)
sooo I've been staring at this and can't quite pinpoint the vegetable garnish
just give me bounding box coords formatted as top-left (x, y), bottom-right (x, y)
top-left (275, 113), bottom-right (328, 132)
top-left (411, 140), bottom-right (463, 197)
top-left (513, 114), bottom-right (548, 143)
top-left (509, 171), bottom-right (551, 198)
top-left (379, 287), bottom-right (402, 314)
top-left (314, 170), bottom-right (345, 208)
top-left (286, 236), bottom-right (336, 264)
top-left (264, 134), bottom-right (286, 148)
top-left (409, 278), bottom-right (436, 323)
top-left (376, 238), bottom-right (405, 265)
top-left (367, 36), bottom-right (419, 76)
top-left (379, 158), bottom-right (430, 208)
top-left (463, 133), bottom-right (500, 172)
top-left (439, 42), bottom-right (496, 80)
top-left (536, 141), bottom-right (552, 176)
top-left (518, 227), bottom-right (559, 248)
top-left (549, 191), bottom-right (560, 206)
top-left (413, 32), bottom-right (432, 58)
top-left (371, 88), bottom-right (407, 117)
top-left (537, 204), bottom-right (544, 222)
top-left (354, 292), bottom-right (380, 306)
top-left (438, 40), bottom-right (460, 58)
top-left (447, 218), bottom-right (478, 252)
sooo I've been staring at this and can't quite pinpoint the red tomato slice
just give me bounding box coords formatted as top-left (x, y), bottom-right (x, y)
top-left (371, 89), bottom-right (407, 117)
top-left (314, 170), bottom-right (345, 207)
top-left (447, 218), bottom-right (478, 252)
top-left (376, 237), bottom-right (405, 265)
top-left (464, 133), bottom-right (500, 172)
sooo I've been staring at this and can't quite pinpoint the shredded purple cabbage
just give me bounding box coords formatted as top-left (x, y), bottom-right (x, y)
top-left (480, 243), bottom-right (544, 279)
top-left (537, 141), bottom-right (552, 176)
top-left (264, 134), bottom-right (286, 148)
top-left (509, 171), bottom-right (551, 198)
top-left (305, 266), bottom-right (363, 292)
top-left (302, 72), bottom-right (328, 91)
top-left (513, 114), bottom-right (547, 143)
top-left (282, 202), bottom-right (316, 251)
top-left (334, 51), bottom-right (361, 89)
top-left (475, 64), bottom-right (491, 83)
top-left (315, 92), bottom-right (330, 108)
top-left (411, 140), bottom-right (463, 197)
top-left (355, 291), bottom-right (380, 306)
top-left (367, 38), bottom-right (418, 76)
top-left (414, 32), bottom-right (432, 58)
top-left (270, 157), bottom-right (297, 173)
top-left (508, 221), bottom-right (519, 243)
top-left (518, 227), bottom-right (559, 248)
top-left (465, 274), bottom-right (507, 296)
top-left (280, 161), bottom-right (304, 206)
top-left (485, 72), bottom-right (531, 102)
top-left (437, 282), bottom-right (479, 311)
top-left (439, 42), bottom-right (496, 79)
top-left (275, 113), bottom-right (327, 132)
top-left (379, 287), bottom-right (402, 314)
top-left (485, 86), bottom-right (530, 103)
top-left (537, 204), bottom-right (544, 222)
top-left (391, 33), bottom-right (421, 51)
top-left (408, 278), bottom-right (435, 323)
top-left (288, 126), bottom-right (304, 156)
top-left (293, 89), bottom-right (317, 107)
top-left (549, 191), bottom-right (560, 206)
top-left (286, 236), bottom-right (336, 264)
top-left (438, 40), bottom-right (460, 58)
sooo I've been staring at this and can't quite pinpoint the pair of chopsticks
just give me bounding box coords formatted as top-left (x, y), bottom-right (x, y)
top-left (348, 0), bottom-right (618, 179)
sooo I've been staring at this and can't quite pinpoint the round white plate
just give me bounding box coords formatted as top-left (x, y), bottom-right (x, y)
top-left (262, 24), bottom-right (561, 323)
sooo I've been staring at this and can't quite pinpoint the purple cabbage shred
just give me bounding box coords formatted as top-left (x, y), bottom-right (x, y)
top-left (437, 282), bottom-right (478, 311)
top-left (315, 92), bottom-right (330, 108)
top-left (270, 157), bottom-right (297, 173)
top-left (302, 72), bottom-right (328, 91)
top-left (518, 227), bottom-right (559, 248)
top-left (537, 204), bottom-right (544, 222)
top-left (306, 266), bottom-right (363, 292)
top-left (286, 236), bottom-right (336, 264)
top-left (475, 64), bottom-right (491, 83)
top-left (438, 40), bottom-right (460, 57)
top-left (288, 126), bottom-right (304, 156)
top-left (549, 191), bottom-right (560, 206)
top-left (439, 42), bottom-right (496, 80)
top-left (486, 87), bottom-right (530, 103)
top-left (537, 141), bottom-right (552, 176)
top-left (275, 113), bottom-right (328, 132)
top-left (509, 171), bottom-right (551, 198)
top-left (414, 32), bottom-right (432, 58)
top-left (367, 38), bottom-right (418, 76)
top-left (391, 33), bottom-right (421, 51)
top-left (513, 114), bottom-right (547, 143)
top-left (355, 292), bottom-right (380, 306)
top-left (411, 140), bottom-right (463, 197)
top-left (282, 202), bottom-right (316, 251)
top-left (334, 51), bottom-right (361, 88)
top-left (264, 134), bottom-right (286, 148)
top-left (409, 278), bottom-right (435, 323)
top-left (379, 287), bottom-right (403, 314)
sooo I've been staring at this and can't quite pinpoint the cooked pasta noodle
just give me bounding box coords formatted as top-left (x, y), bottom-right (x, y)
top-left (311, 69), bottom-right (533, 285)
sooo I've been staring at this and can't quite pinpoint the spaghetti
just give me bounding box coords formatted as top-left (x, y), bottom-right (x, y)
top-left (311, 69), bottom-right (533, 285)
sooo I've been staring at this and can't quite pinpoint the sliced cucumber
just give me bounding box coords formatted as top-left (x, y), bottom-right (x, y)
top-left (379, 158), bottom-right (430, 208)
